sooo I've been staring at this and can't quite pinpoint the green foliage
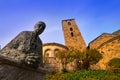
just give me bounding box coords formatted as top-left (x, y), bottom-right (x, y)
top-left (81, 49), bottom-right (102, 70)
top-left (46, 70), bottom-right (120, 80)
top-left (56, 49), bottom-right (83, 69)
top-left (56, 50), bottom-right (71, 68)
top-left (108, 58), bottom-right (120, 73)
top-left (109, 67), bottom-right (120, 73)
top-left (80, 78), bottom-right (98, 80)
top-left (104, 76), bottom-right (120, 80)
top-left (108, 58), bottom-right (120, 68)
top-left (83, 49), bottom-right (102, 65)
top-left (56, 49), bottom-right (102, 70)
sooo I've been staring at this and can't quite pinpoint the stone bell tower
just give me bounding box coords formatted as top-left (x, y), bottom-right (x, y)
top-left (62, 19), bottom-right (86, 51)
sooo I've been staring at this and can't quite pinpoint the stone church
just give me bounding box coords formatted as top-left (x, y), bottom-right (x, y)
top-left (43, 19), bottom-right (86, 71)
top-left (43, 19), bottom-right (120, 71)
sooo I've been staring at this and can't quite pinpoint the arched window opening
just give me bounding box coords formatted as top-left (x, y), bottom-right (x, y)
top-left (44, 49), bottom-right (51, 57)
top-left (54, 49), bottom-right (59, 57)
top-left (68, 22), bottom-right (71, 25)
top-left (45, 53), bottom-right (49, 57)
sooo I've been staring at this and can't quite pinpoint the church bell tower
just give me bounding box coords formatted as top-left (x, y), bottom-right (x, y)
top-left (62, 19), bottom-right (86, 51)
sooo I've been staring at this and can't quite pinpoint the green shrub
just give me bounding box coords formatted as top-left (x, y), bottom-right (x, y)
top-left (56, 49), bottom-right (102, 70)
top-left (108, 58), bottom-right (120, 68)
top-left (104, 76), bottom-right (120, 80)
top-left (108, 58), bottom-right (120, 73)
top-left (109, 67), bottom-right (120, 73)
top-left (46, 70), bottom-right (120, 80)
top-left (81, 49), bottom-right (103, 70)
top-left (80, 78), bottom-right (98, 80)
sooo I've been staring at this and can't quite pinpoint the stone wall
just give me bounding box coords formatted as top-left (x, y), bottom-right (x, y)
top-left (97, 35), bottom-right (120, 69)
top-left (89, 33), bottom-right (116, 49)
top-left (89, 30), bottom-right (120, 70)
top-left (0, 55), bottom-right (49, 80)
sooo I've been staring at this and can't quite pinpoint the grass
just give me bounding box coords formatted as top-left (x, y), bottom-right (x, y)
top-left (46, 70), bottom-right (120, 80)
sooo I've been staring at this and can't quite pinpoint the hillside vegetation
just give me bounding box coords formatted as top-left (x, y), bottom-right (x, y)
top-left (46, 70), bottom-right (120, 80)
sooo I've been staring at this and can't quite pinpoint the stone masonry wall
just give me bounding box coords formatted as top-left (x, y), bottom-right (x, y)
top-left (89, 30), bottom-right (120, 70)
top-left (89, 33), bottom-right (116, 49)
top-left (0, 55), bottom-right (49, 80)
top-left (97, 36), bottom-right (120, 69)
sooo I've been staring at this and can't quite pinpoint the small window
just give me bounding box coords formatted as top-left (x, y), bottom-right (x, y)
top-left (44, 49), bottom-right (51, 57)
top-left (54, 49), bottom-right (59, 57)
top-left (46, 53), bottom-right (49, 57)
top-left (71, 32), bottom-right (74, 37)
top-left (68, 22), bottom-right (71, 25)
top-left (70, 28), bottom-right (73, 31)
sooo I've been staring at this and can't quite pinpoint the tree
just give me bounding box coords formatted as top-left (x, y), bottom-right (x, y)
top-left (56, 49), bottom-right (102, 71)
top-left (82, 49), bottom-right (103, 70)
top-left (56, 49), bottom-right (81, 71)
top-left (56, 50), bottom-right (66, 69)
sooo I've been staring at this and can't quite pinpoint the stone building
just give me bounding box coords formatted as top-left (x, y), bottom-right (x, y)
top-left (62, 19), bottom-right (86, 51)
top-left (43, 19), bottom-right (120, 70)
top-left (43, 43), bottom-right (68, 71)
top-left (89, 30), bottom-right (120, 69)
top-left (42, 19), bottom-right (87, 71)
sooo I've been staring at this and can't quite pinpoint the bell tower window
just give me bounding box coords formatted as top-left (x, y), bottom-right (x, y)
top-left (68, 22), bottom-right (71, 25)
top-left (71, 32), bottom-right (74, 37)
top-left (70, 28), bottom-right (73, 31)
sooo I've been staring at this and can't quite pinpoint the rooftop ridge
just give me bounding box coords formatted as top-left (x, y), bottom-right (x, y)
top-left (97, 35), bottom-right (120, 49)
top-left (43, 42), bottom-right (68, 49)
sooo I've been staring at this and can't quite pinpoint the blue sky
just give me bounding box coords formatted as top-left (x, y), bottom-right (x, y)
top-left (0, 0), bottom-right (120, 48)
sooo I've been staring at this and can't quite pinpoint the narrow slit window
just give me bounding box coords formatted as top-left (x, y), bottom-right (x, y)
top-left (71, 32), bottom-right (74, 37)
